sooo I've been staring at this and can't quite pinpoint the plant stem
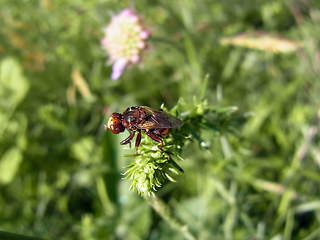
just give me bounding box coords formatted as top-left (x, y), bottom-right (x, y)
top-left (145, 195), bottom-right (196, 240)
top-left (0, 230), bottom-right (45, 240)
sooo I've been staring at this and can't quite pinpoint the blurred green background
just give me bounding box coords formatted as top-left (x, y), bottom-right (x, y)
top-left (1, 0), bottom-right (320, 239)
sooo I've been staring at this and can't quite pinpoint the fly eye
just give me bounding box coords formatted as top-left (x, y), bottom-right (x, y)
top-left (109, 121), bottom-right (125, 134)
top-left (110, 125), bottom-right (120, 134)
top-left (107, 113), bottom-right (125, 134)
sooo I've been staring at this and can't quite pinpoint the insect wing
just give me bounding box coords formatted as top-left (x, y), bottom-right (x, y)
top-left (137, 106), bottom-right (183, 129)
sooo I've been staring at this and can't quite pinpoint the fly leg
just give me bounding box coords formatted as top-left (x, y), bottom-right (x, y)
top-left (120, 131), bottom-right (135, 148)
top-left (135, 130), bottom-right (142, 154)
top-left (145, 132), bottom-right (163, 147)
top-left (145, 132), bottom-right (170, 159)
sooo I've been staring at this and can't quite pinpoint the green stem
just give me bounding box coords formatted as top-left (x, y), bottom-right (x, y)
top-left (145, 195), bottom-right (196, 240)
top-left (0, 231), bottom-right (46, 240)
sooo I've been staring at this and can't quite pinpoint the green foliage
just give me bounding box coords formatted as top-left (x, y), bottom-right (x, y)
top-left (1, 0), bottom-right (320, 239)
top-left (124, 95), bottom-right (242, 196)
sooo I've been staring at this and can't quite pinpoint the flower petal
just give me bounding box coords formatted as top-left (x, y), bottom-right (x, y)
top-left (111, 58), bottom-right (127, 80)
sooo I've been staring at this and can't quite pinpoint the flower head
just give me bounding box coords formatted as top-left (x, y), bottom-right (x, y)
top-left (123, 138), bottom-right (182, 197)
top-left (101, 9), bottom-right (151, 80)
top-left (116, 110), bottom-right (186, 197)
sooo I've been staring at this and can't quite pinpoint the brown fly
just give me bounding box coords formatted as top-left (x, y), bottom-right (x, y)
top-left (105, 106), bottom-right (183, 158)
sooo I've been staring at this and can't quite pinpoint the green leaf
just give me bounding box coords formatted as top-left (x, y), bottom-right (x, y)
top-left (0, 147), bottom-right (23, 185)
top-left (71, 136), bottom-right (95, 163)
top-left (0, 57), bottom-right (29, 109)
